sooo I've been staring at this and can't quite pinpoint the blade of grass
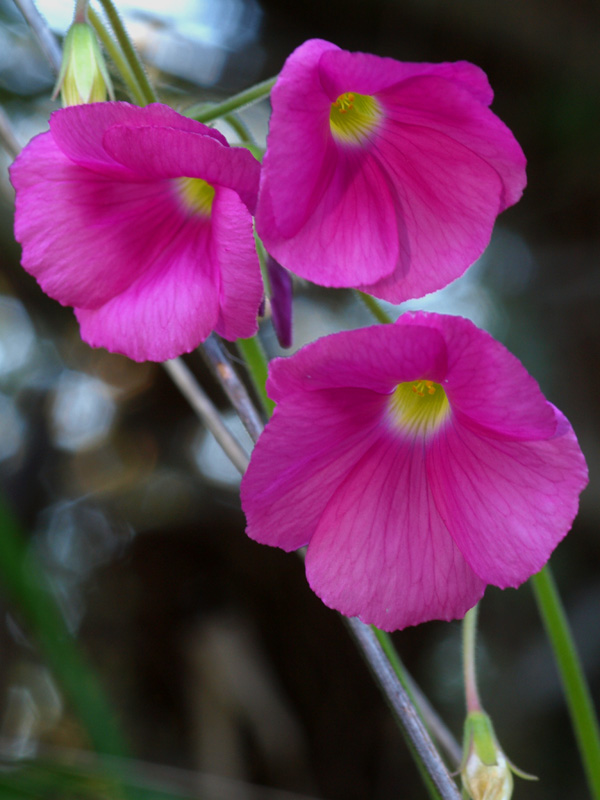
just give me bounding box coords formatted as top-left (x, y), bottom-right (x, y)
top-left (0, 492), bottom-right (129, 757)
top-left (531, 566), bottom-right (600, 800)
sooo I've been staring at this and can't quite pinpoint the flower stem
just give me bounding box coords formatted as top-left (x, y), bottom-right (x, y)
top-left (236, 336), bottom-right (275, 417)
top-left (373, 627), bottom-right (462, 767)
top-left (163, 358), bottom-right (249, 473)
top-left (201, 336), bottom-right (264, 444)
top-left (183, 76), bottom-right (277, 123)
top-left (94, 0), bottom-right (157, 104)
top-left (348, 618), bottom-right (461, 800)
top-left (462, 605), bottom-right (482, 713)
top-left (224, 113), bottom-right (256, 146)
top-left (356, 291), bottom-right (394, 324)
top-left (531, 565), bottom-right (600, 800)
top-left (87, 6), bottom-right (146, 105)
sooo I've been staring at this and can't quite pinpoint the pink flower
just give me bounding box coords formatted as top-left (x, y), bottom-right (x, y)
top-left (10, 102), bottom-right (263, 362)
top-left (256, 40), bottom-right (527, 303)
top-left (241, 313), bottom-right (587, 631)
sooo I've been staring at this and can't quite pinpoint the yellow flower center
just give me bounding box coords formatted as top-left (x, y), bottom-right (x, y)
top-left (388, 380), bottom-right (450, 437)
top-left (176, 177), bottom-right (215, 216)
top-left (329, 92), bottom-right (382, 144)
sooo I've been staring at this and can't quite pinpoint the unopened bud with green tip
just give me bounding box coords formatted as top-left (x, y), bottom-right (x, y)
top-left (54, 22), bottom-right (114, 106)
top-left (461, 711), bottom-right (537, 800)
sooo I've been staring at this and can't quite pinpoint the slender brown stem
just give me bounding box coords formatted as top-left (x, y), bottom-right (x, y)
top-left (201, 336), bottom-right (264, 444)
top-left (163, 358), bottom-right (249, 474)
top-left (347, 618), bottom-right (461, 800)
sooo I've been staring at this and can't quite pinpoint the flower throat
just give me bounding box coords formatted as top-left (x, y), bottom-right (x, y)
top-left (329, 92), bottom-right (381, 144)
top-left (389, 380), bottom-right (450, 436)
top-left (177, 177), bottom-right (215, 216)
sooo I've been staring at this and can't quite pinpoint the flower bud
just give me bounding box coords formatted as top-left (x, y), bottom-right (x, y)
top-left (266, 256), bottom-right (293, 348)
top-left (54, 23), bottom-right (113, 106)
top-left (461, 712), bottom-right (513, 800)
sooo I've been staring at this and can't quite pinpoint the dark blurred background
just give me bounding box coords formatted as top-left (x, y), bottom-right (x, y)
top-left (0, 0), bottom-right (599, 797)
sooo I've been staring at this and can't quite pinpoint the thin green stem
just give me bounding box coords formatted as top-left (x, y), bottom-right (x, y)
top-left (88, 6), bottom-right (146, 105)
top-left (224, 112), bottom-right (255, 145)
top-left (94, 0), bottom-right (157, 104)
top-left (531, 565), bottom-right (600, 800)
top-left (0, 494), bottom-right (129, 757)
top-left (356, 291), bottom-right (394, 324)
top-left (183, 76), bottom-right (277, 122)
top-left (462, 605), bottom-right (482, 713)
top-left (236, 336), bottom-right (274, 417)
top-left (254, 229), bottom-right (270, 293)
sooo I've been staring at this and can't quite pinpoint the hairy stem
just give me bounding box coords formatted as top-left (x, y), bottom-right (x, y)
top-left (94, 0), bottom-right (157, 104)
top-left (184, 76), bottom-right (277, 122)
top-left (88, 6), bottom-right (146, 105)
top-left (462, 605), bottom-right (482, 713)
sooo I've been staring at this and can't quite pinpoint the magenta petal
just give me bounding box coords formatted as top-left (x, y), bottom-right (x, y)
top-left (211, 189), bottom-right (262, 341)
top-left (380, 75), bottom-right (526, 209)
top-left (257, 40), bottom-right (526, 300)
top-left (103, 125), bottom-right (261, 213)
top-left (11, 102), bottom-right (262, 361)
top-left (242, 311), bottom-right (587, 630)
top-left (305, 434), bottom-right (484, 630)
top-left (396, 313), bottom-right (557, 440)
top-left (11, 133), bottom-right (178, 309)
top-left (266, 324), bottom-right (447, 402)
top-left (363, 71), bottom-right (526, 302)
top-left (318, 48), bottom-right (494, 105)
top-left (49, 101), bottom-right (226, 175)
top-left (241, 388), bottom-right (388, 552)
top-left (75, 219), bottom-right (219, 362)
top-left (258, 39), bottom-right (339, 237)
top-left (428, 410), bottom-right (588, 587)
top-left (366, 130), bottom-right (504, 301)
top-left (261, 147), bottom-right (399, 286)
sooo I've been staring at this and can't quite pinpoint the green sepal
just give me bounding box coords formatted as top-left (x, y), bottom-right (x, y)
top-left (463, 711), bottom-right (499, 767)
top-left (54, 22), bottom-right (114, 106)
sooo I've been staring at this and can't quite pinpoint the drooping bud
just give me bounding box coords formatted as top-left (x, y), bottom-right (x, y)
top-left (266, 256), bottom-right (293, 349)
top-left (54, 23), bottom-right (114, 106)
top-left (461, 712), bottom-right (514, 800)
